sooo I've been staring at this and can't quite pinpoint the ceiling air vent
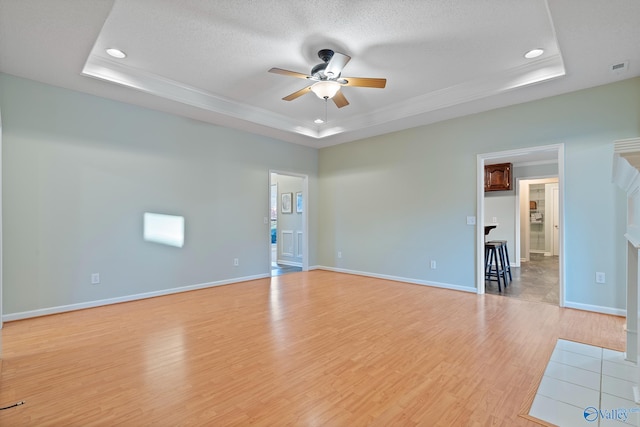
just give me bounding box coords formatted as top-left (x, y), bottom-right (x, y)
top-left (610, 61), bottom-right (629, 75)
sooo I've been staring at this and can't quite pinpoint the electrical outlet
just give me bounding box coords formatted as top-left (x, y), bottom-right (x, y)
top-left (233, 258), bottom-right (239, 266)
top-left (430, 260), bottom-right (437, 269)
top-left (595, 272), bottom-right (605, 284)
top-left (466, 216), bottom-right (476, 225)
top-left (492, 217), bottom-right (498, 223)
top-left (91, 273), bottom-right (100, 285)
top-left (337, 251), bottom-right (342, 259)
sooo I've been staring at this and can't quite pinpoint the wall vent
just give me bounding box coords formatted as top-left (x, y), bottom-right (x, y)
top-left (610, 61), bottom-right (629, 75)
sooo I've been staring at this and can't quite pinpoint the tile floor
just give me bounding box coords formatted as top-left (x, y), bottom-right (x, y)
top-left (271, 263), bottom-right (302, 276)
top-left (486, 253), bottom-right (559, 305)
top-left (529, 339), bottom-right (640, 426)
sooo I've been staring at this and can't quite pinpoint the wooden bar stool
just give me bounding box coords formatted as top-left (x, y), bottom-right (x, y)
top-left (485, 242), bottom-right (506, 291)
top-left (487, 240), bottom-right (512, 284)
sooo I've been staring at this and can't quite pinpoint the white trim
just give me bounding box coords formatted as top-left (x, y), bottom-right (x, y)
top-left (82, 55), bottom-right (316, 138)
top-left (476, 155), bottom-right (485, 294)
top-left (558, 145), bottom-right (565, 307)
top-left (612, 137), bottom-right (640, 374)
top-left (0, 107), bottom-right (3, 331)
top-left (2, 274), bottom-right (270, 322)
top-left (316, 268), bottom-right (621, 316)
top-left (627, 232), bottom-right (640, 249)
top-left (614, 137), bottom-right (640, 155)
top-left (83, 52), bottom-right (564, 143)
top-left (5, 268), bottom-right (618, 322)
top-left (311, 266), bottom-right (622, 316)
top-left (276, 260), bottom-right (303, 268)
top-left (296, 231), bottom-right (303, 258)
top-left (316, 266), bottom-right (476, 294)
top-left (563, 301), bottom-right (626, 317)
top-left (281, 230), bottom-right (294, 257)
top-left (268, 170), bottom-right (309, 272)
top-left (612, 154), bottom-right (640, 194)
top-left (514, 178), bottom-right (522, 267)
top-left (519, 176), bottom-right (559, 263)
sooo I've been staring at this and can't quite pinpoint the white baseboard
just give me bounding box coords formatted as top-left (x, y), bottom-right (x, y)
top-left (4, 269), bottom-right (623, 322)
top-left (314, 266), bottom-right (476, 294)
top-left (313, 266), bottom-right (624, 316)
top-left (3, 273), bottom-right (270, 322)
top-left (563, 301), bottom-right (626, 316)
top-left (276, 260), bottom-right (302, 267)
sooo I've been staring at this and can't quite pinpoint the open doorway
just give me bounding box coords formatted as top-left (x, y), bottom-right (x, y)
top-left (269, 171), bottom-right (307, 276)
top-left (485, 177), bottom-right (559, 303)
top-left (496, 178), bottom-right (560, 304)
top-left (521, 179), bottom-right (560, 261)
top-left (477, 144), bottom-right (565, 306)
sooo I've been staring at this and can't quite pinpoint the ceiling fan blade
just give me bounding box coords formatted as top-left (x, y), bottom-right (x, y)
top-left (283, 85), bottom-right (313, 101)
top-left (269, 68), bottom-right (310, 79)
top-left (340, 77), bottom-right (387, 88)
top-left (332, 90), bottom-right (349, 108)
top-left (324, 52), bottom-right (351, 78)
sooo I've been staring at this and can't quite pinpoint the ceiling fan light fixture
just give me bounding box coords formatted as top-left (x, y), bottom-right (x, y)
top-left (524, 48), bottom-right (544, 59)
top-left (310, 81), bottom-right (341, 99)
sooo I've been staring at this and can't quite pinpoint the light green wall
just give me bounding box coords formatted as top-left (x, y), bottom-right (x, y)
top-left (0, 73), bottom-right (318, 315)
top-left (319, 77), bottom-right (640, 310)
top-left (2, 73), bottom-right (639, 316)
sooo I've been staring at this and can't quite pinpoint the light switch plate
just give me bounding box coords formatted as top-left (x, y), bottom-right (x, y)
top-left (466, 216), bottom-right (476, 225)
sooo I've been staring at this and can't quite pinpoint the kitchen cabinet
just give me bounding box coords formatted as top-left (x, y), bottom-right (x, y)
top-left (484, 163), bottom-right (512, 192)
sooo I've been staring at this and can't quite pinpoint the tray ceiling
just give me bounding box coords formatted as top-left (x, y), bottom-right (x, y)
top-left (0, 0), bottom-right (638, 148)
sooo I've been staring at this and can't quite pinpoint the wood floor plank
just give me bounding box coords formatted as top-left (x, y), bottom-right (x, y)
top-left (0, 270), bottom-right (625, 425)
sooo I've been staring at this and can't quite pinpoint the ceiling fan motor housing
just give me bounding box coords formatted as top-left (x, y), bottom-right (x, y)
top-left (311, 49), bottom-right (336, 79)
top-left (317, 49), bottom-right (335, 63)
top-left (311, 63), bottom-right (328, 79)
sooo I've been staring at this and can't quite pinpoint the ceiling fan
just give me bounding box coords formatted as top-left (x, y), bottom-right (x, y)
top-left (268, 49), bottom-right (386, 108)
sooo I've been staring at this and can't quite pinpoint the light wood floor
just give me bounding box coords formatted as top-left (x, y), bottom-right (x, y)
top-left (0, 271), bottom-right (625, 426)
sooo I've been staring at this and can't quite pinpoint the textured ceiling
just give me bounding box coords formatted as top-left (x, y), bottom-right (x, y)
top-left (0, 0), bottom-right (638, 148)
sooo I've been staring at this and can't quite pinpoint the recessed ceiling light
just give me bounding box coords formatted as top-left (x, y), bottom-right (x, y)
top-left (524, 48), bottom-right (544, 59)
top-left (106, 48), bottom-right (127, 59)
top-left (314, 118), bottom-right (325, 124)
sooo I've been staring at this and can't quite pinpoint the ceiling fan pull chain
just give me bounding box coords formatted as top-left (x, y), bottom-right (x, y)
top-left (325, 98), bottom-right (328, 123)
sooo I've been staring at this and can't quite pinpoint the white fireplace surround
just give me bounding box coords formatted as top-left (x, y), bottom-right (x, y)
top-left (612, 137), bottom-right (640, 402)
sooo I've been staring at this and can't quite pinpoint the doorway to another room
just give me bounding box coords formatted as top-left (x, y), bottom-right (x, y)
top-left (269, 172), bottom-right (306, 276)
top-left (478, 144), bottom-right (564, 306)
top-left (485, 178), bottom-right (559, 304)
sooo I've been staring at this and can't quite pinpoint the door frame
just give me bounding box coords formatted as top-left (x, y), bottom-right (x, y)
top-left (548, 182), bottom-right (560, 256)
top-left (476, 143), bottom-right (565, 307)
top-left (519, 177), bottom-right (558, 262)
top-left (268, 170), bottom-right (309, 272)
top-left (0, 110), bottom-right (3, 332)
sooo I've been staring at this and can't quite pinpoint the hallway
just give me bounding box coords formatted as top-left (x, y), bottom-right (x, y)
top-left (486, 253), bottom-right (559, 305)
top-left (271, 243), bottom-right (302, 276)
